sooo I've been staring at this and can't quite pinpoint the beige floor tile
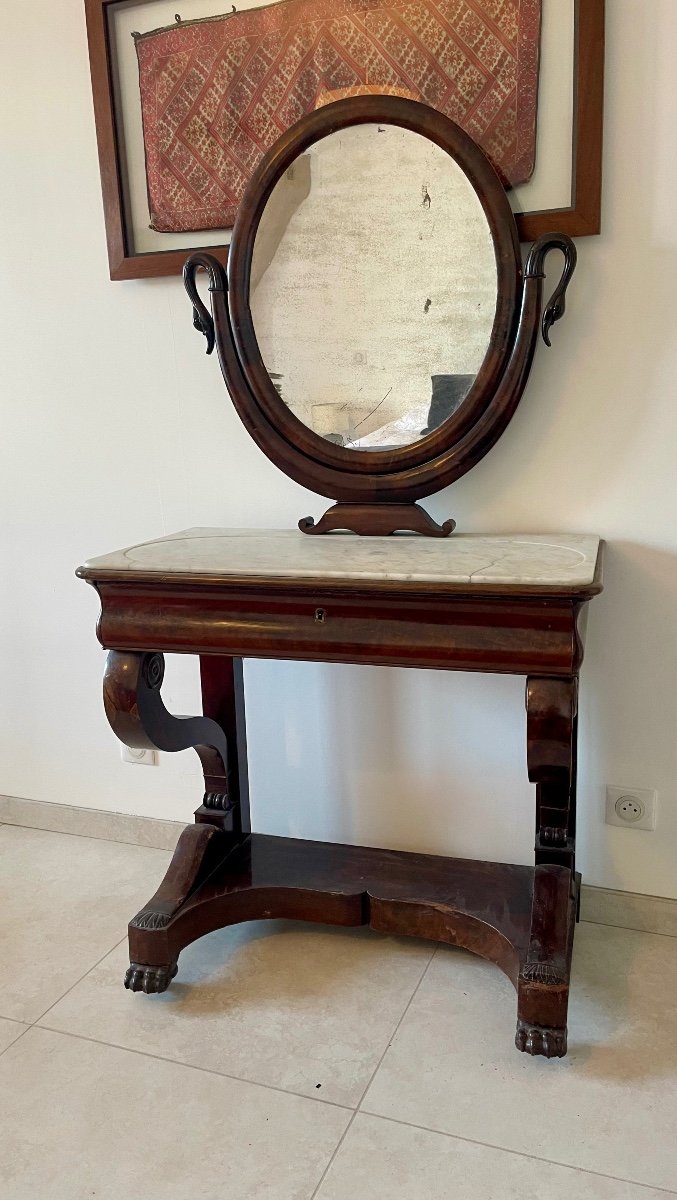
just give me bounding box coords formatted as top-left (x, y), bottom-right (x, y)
top-left (317, 1113), bottom-right (669, 1199)
top-left (362, 923), bottom-right (677, 1192)
top-left (0, 825), bottom-right (170, 1022)
top-left (41, 920), bottom-right (433, 1106)
top-left (0, 1027), bottom-right (348, 1199)
top-left (0, 1017), bottom-right (28, 1055)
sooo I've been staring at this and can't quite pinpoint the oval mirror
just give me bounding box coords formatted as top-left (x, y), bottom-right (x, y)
top-left (249, 123), bottom-right (498, 451)
top-left (186, 97), bottom-right (575, 537)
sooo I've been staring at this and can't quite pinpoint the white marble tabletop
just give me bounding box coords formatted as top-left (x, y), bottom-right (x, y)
top-left (79, 529), bottom-right (602, 591)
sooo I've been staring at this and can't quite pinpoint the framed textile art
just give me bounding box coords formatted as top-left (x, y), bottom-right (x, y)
top-left (135, 0), bottom-right (543, 234)
top-left (84, 0), bottom-right (604, 280)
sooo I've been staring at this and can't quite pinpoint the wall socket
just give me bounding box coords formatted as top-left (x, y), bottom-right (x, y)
top-left (605, 785), bottom-right (657, 831)
top-left (121, 745), bottom-right (158, 767)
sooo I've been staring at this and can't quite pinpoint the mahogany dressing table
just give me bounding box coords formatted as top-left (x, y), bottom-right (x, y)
top-left (78, 98), bottom-right (603, 1056)
top-left (78, 528), bottom-right (602, 1058)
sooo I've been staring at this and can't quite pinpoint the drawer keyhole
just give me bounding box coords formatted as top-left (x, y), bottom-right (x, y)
top-left (314, 608), bottom-right (327, 623)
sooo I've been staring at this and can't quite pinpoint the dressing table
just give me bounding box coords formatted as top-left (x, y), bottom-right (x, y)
top-left (78, 97), bottom-right (603, 1057)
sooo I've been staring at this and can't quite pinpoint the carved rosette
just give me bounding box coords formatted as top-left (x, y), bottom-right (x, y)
top-left (142, 653), bottom-right (165, 690)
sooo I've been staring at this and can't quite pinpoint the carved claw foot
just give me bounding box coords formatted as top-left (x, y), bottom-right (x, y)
top-left (515, 1019), bottom-right (567, 1058)
top-left (124, 962), bottom-right (178, 994)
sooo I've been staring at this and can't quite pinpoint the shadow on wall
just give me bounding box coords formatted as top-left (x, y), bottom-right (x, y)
top-left (246, 656), bottom-right (531, 867)
top-left (324, 663), bottom-right (530, 862)
top-left (578, 541), bottom-right (677, 896)
top-left (426, 5), bottom-right (677, 534)
top-left (426, 222), bottom-right (677, 535)
top-left (244, 543), bottom-right (677, 897)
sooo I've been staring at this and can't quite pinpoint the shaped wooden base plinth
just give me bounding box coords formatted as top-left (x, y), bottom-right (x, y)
top-left (126, 829), bottom-right (578, 1057)
top-left (299, 502), bottom-right (455, 537)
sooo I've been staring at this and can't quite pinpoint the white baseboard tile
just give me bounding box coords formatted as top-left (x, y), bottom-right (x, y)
top-left (0, 795), bottom-right (183, 852)
top-left (2, 795), bottom-right (676, 937)
top-left (580, 884), bottom-right (677, 938)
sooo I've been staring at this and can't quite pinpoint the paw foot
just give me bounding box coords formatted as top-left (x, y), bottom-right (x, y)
top-left (515, 1019), bottom-right (567, 1058)
top-left (124, 962), bottom-right (178, 994)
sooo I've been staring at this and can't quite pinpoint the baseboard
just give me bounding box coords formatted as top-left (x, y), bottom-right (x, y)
top-left (2, 794), bottom-right (676, 937)
top-left (579, 885), bottom-right (677, 938)
top-left (0, 794), bottom-right (183, 852)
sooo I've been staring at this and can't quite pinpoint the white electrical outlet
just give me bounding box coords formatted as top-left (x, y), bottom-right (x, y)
top-left (605, 785), bottom-right (657, 831)
top-left (121, 745), bottom-right (158, 767)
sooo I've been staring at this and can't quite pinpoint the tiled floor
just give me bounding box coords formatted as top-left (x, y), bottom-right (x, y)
top-left (1, 824), bottom-right (676, 1198)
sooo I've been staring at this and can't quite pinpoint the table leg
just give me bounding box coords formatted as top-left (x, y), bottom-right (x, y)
top-left (526, 676), bottom-right (578, 872)
top-left (126, 823), bottom-right (233, 993)
top-left (517, 676), bottom-right (579, 1055)
top-left (102, 650), bottom-right (247, 991)
top-left (196, 656), bottom-right (250, 834)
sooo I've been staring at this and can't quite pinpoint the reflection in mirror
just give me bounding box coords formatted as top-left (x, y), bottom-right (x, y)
top-left (250, 124), bottom-right (498, 451)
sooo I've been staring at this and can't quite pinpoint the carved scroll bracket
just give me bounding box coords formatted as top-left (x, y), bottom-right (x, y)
top-left (103, 650), bottom-right (232, 812)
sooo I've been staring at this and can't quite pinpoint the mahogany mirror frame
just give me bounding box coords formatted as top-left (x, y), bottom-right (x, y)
top-left (184, 96), bottom-right (576, 537)
top-left (184, 96), bottom-right (577, 537)
top-left (230, 98), bottom-right (520, 475)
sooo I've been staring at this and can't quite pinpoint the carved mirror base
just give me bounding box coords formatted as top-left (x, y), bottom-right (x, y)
top-left (299, 502), bottom-right (456, 538)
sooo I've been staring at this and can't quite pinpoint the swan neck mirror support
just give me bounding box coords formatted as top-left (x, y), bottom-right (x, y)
top-left (183, 97), bottom-right (577, 538)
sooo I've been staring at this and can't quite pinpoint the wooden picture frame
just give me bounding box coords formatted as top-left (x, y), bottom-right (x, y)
top-left (85, 0), bottom-right (605, 281)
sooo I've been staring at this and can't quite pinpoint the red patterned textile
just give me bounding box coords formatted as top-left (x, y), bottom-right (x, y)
top-left (135, 0), bottom-right (541, 233)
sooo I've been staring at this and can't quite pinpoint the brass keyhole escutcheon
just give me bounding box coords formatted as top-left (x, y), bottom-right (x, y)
top-left (314, 608), bottom-right (327, 623)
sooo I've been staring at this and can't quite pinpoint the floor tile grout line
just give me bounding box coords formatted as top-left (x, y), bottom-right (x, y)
top-left (0, 1023), bottom-right (32, 1061)
top-left (32, 1023), bottom-right (355, 1114)
top-left (307, 1109), bottom-right (358, 1198)
top-left (33, 935), bottom-right (432, 1120)
top-left (308, 943), bottom-right (439, 1199)
top-left (14, 985), bottom-right (677, 1198)
top-left (354, 1110), bottom-right (677, 1197)
top-left (355, 943), bottom-right (439, 1111)
top-left (32, 936), bottom-right (130, 1027)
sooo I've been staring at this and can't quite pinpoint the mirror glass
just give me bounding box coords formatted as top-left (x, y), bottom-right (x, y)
top-left (250, 124), bottom-right (497, 451)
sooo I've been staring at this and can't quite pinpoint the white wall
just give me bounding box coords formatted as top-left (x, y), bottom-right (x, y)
top-left (1, 0), bottom-right (676, 898)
